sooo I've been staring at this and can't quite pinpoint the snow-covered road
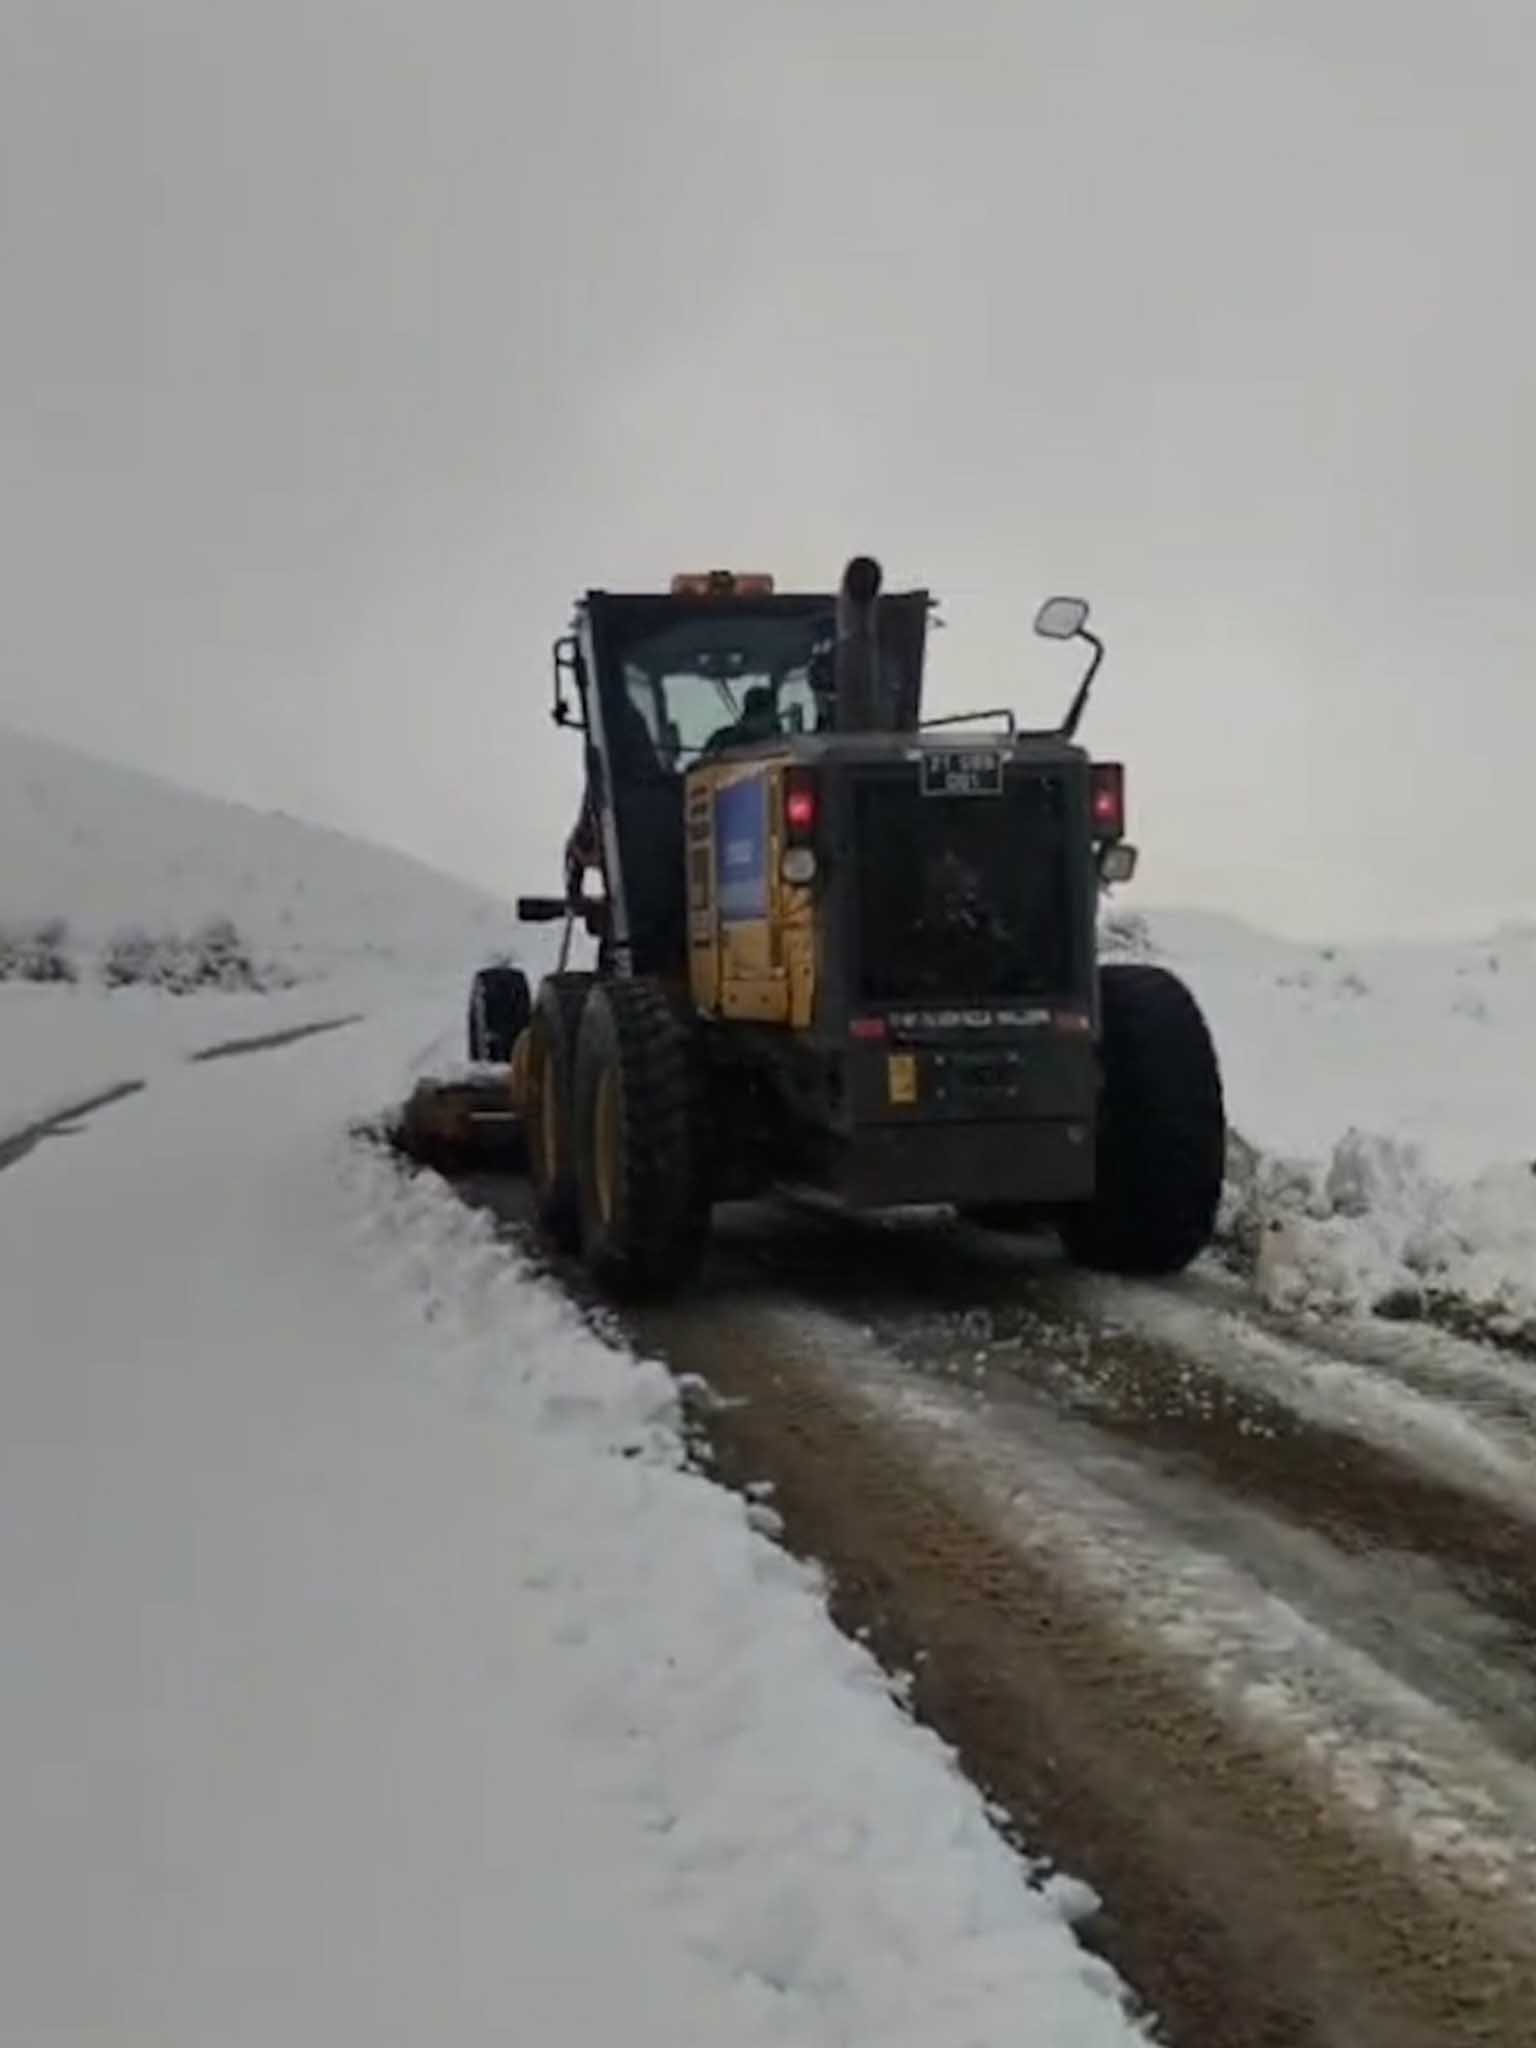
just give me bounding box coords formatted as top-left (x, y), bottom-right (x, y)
top-left (0, 1001), bottom-right (1139, 2047)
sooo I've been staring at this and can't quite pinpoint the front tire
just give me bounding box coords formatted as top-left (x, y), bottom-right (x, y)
top-left (525, 972), bottom-right (594, 1251)
top-left (467, 966), bottom-right (531, 1064)
top-left (1059, 963), bottom-right (1225, 1276)
top-left (573, 978), bottom-right (708, 1296)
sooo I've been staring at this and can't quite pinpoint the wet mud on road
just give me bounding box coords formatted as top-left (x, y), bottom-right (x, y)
top-left (449, 1170), bottom-right (1536, 2048)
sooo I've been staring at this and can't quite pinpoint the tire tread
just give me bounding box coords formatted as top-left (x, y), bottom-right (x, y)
top-left (1060, 963), bottom-right (1224, 1275)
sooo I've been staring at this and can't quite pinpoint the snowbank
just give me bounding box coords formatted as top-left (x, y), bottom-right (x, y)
top-left (1123, 909), bottom-right (1536, 1343)
top-left (351, 1153), bottom-right (1143, 2046)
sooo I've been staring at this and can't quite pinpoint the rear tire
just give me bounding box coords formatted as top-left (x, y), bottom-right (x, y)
top-left (573, 978), bottom-right (708, 1296)
top-left (1059, 963), bottom-right (1224, 1276)
top-left (525, 972), bottom-right (594, 1251)
top-left (467, 966), bottom-right (531, 1064)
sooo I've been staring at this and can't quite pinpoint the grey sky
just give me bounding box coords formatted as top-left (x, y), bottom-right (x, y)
top-left (3, 0), bottom-right (1532, 940)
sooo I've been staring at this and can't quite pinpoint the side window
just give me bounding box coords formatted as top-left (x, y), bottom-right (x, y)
top-left (778, 666), bottom-right (816, 736)
top-left (623, 669), bottom-right (661, 744)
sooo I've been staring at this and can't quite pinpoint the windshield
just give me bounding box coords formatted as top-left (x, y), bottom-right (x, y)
top-left (613, 609), bottom-right (834, 769)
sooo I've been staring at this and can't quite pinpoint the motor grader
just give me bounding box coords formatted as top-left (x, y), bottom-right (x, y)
top-left (410, 556), bottom-right (1225, 1295)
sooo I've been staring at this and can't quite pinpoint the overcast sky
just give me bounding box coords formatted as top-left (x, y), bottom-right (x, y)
top-left (3, 0), bottom-right (1533, 940)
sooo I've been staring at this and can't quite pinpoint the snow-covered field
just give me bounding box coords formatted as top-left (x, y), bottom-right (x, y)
top-left (1116, 908), bottom-right (1536, 1345)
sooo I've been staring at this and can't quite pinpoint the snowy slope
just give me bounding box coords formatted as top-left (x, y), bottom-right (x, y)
top-left (0, 723), bottom-right (522, 1140)
top-left (1123, 907), bottom-right (1536, 1341)
top-left (0, 721), bottom-right (512, 976)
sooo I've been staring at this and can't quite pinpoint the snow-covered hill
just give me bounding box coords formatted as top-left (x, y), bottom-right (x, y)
top-left (0, 722), bottom-right (512, 979)
top-left (0, 723), bottom-right (518, 1142)
top-left (1120, 906), bottom-right (1536, 1345)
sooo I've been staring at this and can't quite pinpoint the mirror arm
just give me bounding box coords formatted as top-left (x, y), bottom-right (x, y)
top-left (1059, 630), bottom-right (1104, 741)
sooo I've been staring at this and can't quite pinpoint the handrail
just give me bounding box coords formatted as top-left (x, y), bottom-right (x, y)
top-left (917, 707), bottom-right (1018, 738)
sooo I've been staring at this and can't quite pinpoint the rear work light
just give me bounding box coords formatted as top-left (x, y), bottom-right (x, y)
top-left (1090, 762), bottom-right (1125, 840)
top-left (670, 570), bottom-right (776, 597)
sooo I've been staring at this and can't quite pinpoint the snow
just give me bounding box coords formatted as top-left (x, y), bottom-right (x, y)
top-left (0, 721), bottom-right (512, 977)
top-left (0, 1004), bottom-right (1142, 2047)
top-left (0, 718), bottom-right (519, 1141)
top-left (1136, 908), bottom-right (1536, 1178)
top-left (1122, 908), bottom-right (1536, 1339)
top-left (4, 715), bottom-right (1533, 2042)
top-left (0, 979), bottom-right (364, 1143)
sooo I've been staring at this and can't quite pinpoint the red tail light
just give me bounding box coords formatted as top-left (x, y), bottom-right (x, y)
top-left (784, 770), bottom-right (817, 840)
top-left (1090, 762), bottom-right (1125, 840)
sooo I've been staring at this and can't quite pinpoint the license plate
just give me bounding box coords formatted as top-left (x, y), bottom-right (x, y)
top-left (920, 749), bottom-right (1004, 797)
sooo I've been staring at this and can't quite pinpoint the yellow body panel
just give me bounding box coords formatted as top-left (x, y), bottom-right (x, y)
top-left (507, 1025), bottom-right (533, 1116)
top-left (686, 751), bottom-right (814, 1030)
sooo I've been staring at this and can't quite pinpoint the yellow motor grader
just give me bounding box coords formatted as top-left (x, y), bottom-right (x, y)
top-left (399, 557), bottom-right (1224, 1297)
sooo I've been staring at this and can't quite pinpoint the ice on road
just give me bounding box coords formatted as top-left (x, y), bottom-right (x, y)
top-left (0, 1001), bottom-right (1138, 2046)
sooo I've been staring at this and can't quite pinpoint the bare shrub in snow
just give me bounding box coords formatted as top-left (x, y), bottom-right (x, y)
top-left (183, 915), bottom-right (258, 990)
top-left (0, 916), bottom-right (78, 983)
top-left (1099, 910), bottom-right (1157, 959)
top-left (99, 918), bottom-right (294, 994)
top-left (100, 926), bottom-right (158, 988)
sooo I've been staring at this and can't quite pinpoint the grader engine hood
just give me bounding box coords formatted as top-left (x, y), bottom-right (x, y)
top-left (685, 734), bottom-right (1098, 1054)
top-left (850, 759), bottom-right (1081, 1009)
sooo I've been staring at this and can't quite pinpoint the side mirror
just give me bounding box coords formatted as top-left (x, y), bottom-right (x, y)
top-left (1034, 595), bottom-right (1090, 641)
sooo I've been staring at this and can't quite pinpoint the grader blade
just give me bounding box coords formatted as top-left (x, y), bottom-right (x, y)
top-left (393, 1071), bottom-right (526, 1173)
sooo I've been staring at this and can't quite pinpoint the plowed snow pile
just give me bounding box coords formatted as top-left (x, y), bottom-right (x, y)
top-left (1122, 910), bottom-right (1536, 1344)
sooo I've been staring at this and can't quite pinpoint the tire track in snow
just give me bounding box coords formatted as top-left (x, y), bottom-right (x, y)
top-left (189, 1012), bottom-right (363, 1063)
top-left (0, 1081), bottom-right (147, 1176)
top-left (0, 1014), bottom-right (364, 1179)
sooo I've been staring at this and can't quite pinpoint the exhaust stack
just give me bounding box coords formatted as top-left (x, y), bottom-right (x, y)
top-left (833, 555), bottom-right (887, 732)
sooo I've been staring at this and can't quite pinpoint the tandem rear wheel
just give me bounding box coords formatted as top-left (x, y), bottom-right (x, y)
top-left (571, 977), bottom-right (710, 1296)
